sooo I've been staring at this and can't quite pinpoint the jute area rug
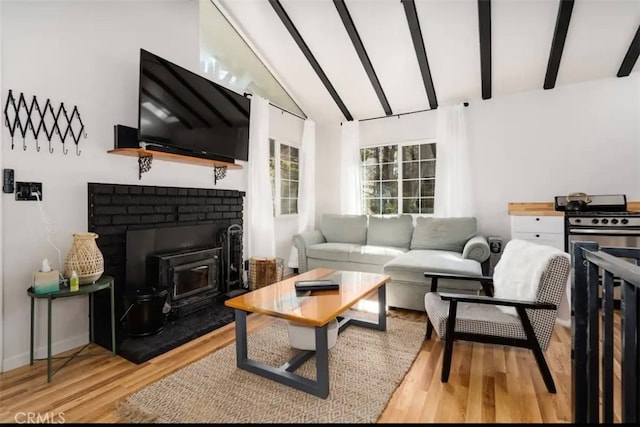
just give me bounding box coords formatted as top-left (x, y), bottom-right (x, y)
top-left (116, 315), bottom-right (425, 423)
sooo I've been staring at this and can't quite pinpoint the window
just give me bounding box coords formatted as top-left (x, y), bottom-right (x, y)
top-left (361, 141), bottom-right (436, 215)
top-left (270, 139), bottom-right (299, 216)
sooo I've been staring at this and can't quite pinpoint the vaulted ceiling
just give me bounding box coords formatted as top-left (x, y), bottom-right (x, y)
top-left (216, 0), bottom-right (640, 124)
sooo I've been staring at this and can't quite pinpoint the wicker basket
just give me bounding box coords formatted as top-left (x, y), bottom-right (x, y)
top-left (64, 232), bottom-right (104, 284)
top-left (248, 257), bottom-right (283, 290)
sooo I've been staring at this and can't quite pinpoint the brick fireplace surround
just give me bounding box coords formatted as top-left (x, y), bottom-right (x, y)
top-left (87, 182), bottom-right (245, 362)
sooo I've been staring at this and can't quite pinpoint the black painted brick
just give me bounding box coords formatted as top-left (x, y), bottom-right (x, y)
top-left (154, 206), bottom-right (174, 214)
top-left (141, 214), bottom-right (166, 223)
top-left (93, 216), bottom-right (111, 226)
top-left (215, 205), bottom-right (230, 212)
top-left (156, 187), bottom-right (168, 195)
top-left (207, 198), bottom-right (221, 204)
top-left (94, 225), bottom-right (127, 235)
top-left (128, 205), bottom-right (154, 214)
top-left (113, 215), bottom-right (141, 225)
top-left (178, 213), bottom-right (198, 222)
top-left (187, 197), bottom-right (200, 204)
top-left (129, 186), bottom-right (142, 195)
top-left (112, 195), bottom-right (140, 205)
top-left (188, 189), bottom-right (199, 196)
top-left (207, 212), bottom-right (223, 220)
top-left (94, 206), bottom-right (127, 215)
top-left (93, 184), bottom-right (114, 194)
top-left (114, 186), bottom-right (129, 194)
top-left (167, 187), bottom-right (178, 196)
top-left (178, 188), bottom-right (188, 196)
top-left (143, 187), bottom-right (156, 195)
top-left (223, 212), bottom-right (237, 219)
top-left (178, 205), bottom-right (198, 213)
top-left (93, 195), bottom-right (111, 205)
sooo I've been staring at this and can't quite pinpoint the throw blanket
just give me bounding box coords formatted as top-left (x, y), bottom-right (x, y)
top-left (493, 239), bottom-right (569, 316)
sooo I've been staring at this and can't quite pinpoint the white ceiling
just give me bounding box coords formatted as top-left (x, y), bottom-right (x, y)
top-left (216, 0), bottom-right (640, 124)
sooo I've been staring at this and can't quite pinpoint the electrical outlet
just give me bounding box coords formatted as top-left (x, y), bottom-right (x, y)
top-left (15, 182), bottom-right (42, 201)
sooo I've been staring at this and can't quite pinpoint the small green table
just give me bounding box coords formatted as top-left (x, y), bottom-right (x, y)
top-left (27, 275), bottom-right (116, 382)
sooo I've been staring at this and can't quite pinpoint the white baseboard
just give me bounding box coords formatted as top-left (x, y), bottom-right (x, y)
top-left (2, 334), bottom-right (89, 373)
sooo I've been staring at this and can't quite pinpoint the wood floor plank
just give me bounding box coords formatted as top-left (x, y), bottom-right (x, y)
top-left (0, 307), bottom-right (608, 423)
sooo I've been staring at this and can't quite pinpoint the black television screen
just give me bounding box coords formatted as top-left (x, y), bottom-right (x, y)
top-left (138, 49), bottom-right (250, 162)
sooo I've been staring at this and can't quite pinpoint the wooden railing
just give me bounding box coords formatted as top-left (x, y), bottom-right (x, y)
top-left (571, 241), bottom-right (640, 424)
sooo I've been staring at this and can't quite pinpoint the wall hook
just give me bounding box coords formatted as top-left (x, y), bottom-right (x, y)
top-left (62, 143), bottom-right (68, 155)
top-left (48, 139), bottom-right (54, 154)
top-left (75, 144), bottom-right (81, 156)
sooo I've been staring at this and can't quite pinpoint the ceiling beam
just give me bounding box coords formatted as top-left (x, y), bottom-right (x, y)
top-left (401, 0), bottom-right (438, 110)
top-left (478, 0), bottom-right (492, 100)
top-left (333, 0), bottom-right (392, 116)
top-left (617, 25), bottom-right (640, 78)
top-left (544, 0), bottom-right (574, 90)
top-left (269, 0), bottom-right (353, 121)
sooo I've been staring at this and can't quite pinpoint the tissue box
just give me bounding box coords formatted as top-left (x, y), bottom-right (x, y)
top-left (33, 270), bottom-right (60, 294)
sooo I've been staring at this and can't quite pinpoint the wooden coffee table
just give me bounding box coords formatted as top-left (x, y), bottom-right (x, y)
top-left (224, 268), bottom-right (389, 398)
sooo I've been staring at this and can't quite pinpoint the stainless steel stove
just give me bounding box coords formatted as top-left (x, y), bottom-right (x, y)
top-left (556, 194), bottom-right (640, 305)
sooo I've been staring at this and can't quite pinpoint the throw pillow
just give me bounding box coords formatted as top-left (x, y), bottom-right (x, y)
top-left (410, 217), bottom-right (477, 252)
top-left (366, 215), bottom-right (414, 248)
top-left (320, 214), bottom-right (368, 244)
top-left (493, 239), bottom-right (570, 316)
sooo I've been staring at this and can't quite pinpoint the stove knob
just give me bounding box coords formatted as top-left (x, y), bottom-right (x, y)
top-left (611, 219), bottom-right (619, 224)
top-left (592, 219), bottom-right (599, 224)
top-left (601, 219), bottom-right (609, 224)
top-left (622, 218), bottom-right (629, 224)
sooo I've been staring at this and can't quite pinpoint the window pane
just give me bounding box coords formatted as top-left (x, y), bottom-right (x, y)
top-left (269, 139), bottom-right (275, 157)
top-left (290, 198), bottom-right (298, 214)
top-left (381, 181), bottom-right (398, 197)
top-left (402, 162), bottom-right (419, 179)
top-left (364, 164), bottom-right (380, 180)
top-left (420, 198), bottom-right (435, 214)
top-left (289, 162), bottom-right (299, 181)
top-left (420, 179), bottom-right (435, 197)
top-left (403, 198), bottom-right (419, 213)
top-left (280, 162), bottom-right (289, 180)
top-left (361, 147), bottom-right (378, 163)
top-left (281, 179), bottom-right (290, 197)
top-left (420, 161), bottom-right (436, 178)
top-left (362, 181), bottom-right (377, 198)
top-left (290, 180), bottom-right (299, 197)
top-left (280, 144), bottom-right (290, 160)
top-left (381, 163), bottom-right (397, 180)
top-left (420, 143), bottom-right (436, 160)
top-left (371, 182), bottom-right (381, 197)
top-left (380, 146), bottom-right (397, 163)
top-left (365, 199), bottom-right (380, 215)
top-left (402, 145), bottom-right (419, 161)
top-left (290, 147), bottom-right (299, 163)
top-left (403, 180), bottom-right (419, 197)
top-left (382, 199), bottom-right (398, 214)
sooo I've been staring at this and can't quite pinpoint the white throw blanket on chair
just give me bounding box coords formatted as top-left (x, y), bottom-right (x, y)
top-left (493, 239), bottom-right (569, 316)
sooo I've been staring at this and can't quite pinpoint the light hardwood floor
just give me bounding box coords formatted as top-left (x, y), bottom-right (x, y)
top-left (0, 305), bottom-right (603, 423)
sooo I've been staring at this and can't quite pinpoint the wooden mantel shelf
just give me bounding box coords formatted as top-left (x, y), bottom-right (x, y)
top-left (108, 148), bottom-right (243, 170)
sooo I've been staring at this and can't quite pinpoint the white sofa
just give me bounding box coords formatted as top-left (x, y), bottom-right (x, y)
top-left (293, 214), bottom-right (491, 312)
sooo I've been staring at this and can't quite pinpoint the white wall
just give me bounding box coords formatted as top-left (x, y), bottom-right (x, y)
top-left (0, 0), bottom-right (303, 372)
top-left (316, 75), bottom-right (640, 240)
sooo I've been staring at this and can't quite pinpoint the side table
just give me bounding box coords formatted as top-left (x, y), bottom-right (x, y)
top-left (27, 275), bottom-right (116, 382)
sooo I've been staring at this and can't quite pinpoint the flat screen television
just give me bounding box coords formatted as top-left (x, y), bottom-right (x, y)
top-left (138, 49), bottom-right (250, 162)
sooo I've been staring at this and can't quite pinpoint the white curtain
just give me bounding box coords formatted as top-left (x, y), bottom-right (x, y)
top-left (246, 95), bottom-right (275, 258)
top-left (434, 104), bottom-right (475, 217)
top-left (288, 119), bottom-right (316, 268)
top-left (339, 120), bottom-right (362, 214)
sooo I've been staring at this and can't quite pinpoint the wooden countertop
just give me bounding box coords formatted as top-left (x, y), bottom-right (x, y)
top-left (509, 201), bottom-right (640, 216)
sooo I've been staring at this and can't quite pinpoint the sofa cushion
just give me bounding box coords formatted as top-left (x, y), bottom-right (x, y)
top-left (349, 245), bottom-right (408, 265)
top-left (383, 249), bottom-right (482, 283)
top-left (321, 214), bottom-right (368, 244)
top-left (410, 217), bottom-right (477, 252)
top-left (306, 243), bottom-right (361, 262)
top-left (366, 215), bottom-right (414, 249)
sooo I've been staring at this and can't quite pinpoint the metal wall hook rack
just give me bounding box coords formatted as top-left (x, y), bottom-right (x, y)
top-left (3, 90), bottom-right (87, 155)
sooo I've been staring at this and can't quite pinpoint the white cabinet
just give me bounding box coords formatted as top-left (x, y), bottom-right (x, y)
top-left (510, 214), bottom-right (570, 327)
top-left (510, 215), bottom-right (564, 250)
